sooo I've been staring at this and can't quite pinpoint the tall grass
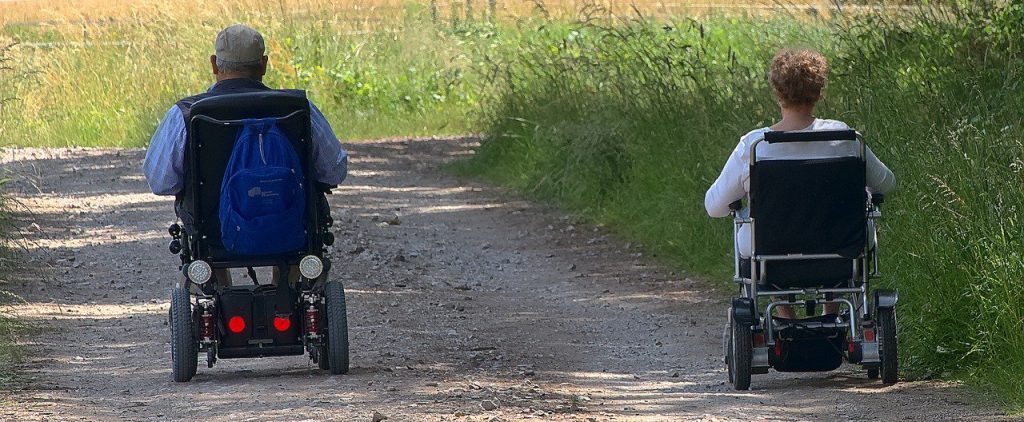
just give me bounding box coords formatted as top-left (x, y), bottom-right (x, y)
top-left (0, 44), bottom-right (23, 386)
top-left (0, 0), bottom-right (835, 25)
top-left (0, 180), bottom-right (21, 387)
top-left (463, 2), bottom-right (1024, 408)
top-left (0, 0), bottom-right (844, 147)
top-left (0, 1), bottom-right (499, 146)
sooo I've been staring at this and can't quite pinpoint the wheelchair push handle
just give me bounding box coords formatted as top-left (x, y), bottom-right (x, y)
top-left (315, 182), bottom-right (337, 194)
top-left (762, 129), bottom-right (858, 144)
top-left (190, 109), bottom-right (307, 127)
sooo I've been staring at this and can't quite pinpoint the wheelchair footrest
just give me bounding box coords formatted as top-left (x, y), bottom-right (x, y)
top-left (218, 344), bottom-right (305, 359)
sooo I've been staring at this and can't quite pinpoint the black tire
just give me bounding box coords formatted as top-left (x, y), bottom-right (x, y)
top-left (867, 367), bottom-right (879, 379)
top-left (324, 280), bottom-right (350, 374)
top-left (317, 344), bottom-right (330, 370)
top-left (877, 307), bottom-right (898, 384)
top-left (728, 314), bottom-right (752, 390)
top-left (170, 285), bottom-right (198, 382)
top-left (317, 350), bottom-right (330, 370)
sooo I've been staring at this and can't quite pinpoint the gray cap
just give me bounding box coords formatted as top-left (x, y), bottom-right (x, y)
top-left (214, 24), bottom-right (265, 64)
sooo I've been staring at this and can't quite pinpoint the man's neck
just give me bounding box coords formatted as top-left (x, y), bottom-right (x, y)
top-left (215, 74), bottom-right (262, 83)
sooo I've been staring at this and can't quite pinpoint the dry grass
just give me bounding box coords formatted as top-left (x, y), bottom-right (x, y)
top-left (0, 0), bottom-right (839, 26)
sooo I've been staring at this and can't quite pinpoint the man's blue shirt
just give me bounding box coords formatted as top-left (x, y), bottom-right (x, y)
top-left (143, 99), bottom-right (348, 195)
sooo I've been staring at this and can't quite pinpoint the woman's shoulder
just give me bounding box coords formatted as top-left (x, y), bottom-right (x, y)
top-left (739, 127), bottom-right (772, 145)
top-left (811, 118), bottom-right (851, 130)
top-left (731, 127), bottom-right (771, 162)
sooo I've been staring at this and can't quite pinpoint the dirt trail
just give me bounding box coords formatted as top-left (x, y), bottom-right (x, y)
top-left (0, 139), bottom-right (1007, 421)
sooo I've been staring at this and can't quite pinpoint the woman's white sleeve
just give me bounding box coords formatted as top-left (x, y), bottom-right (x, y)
top-left (865, 146), bottom-right (896, 194)
top-left (705, 142), bottom-right (748, 217)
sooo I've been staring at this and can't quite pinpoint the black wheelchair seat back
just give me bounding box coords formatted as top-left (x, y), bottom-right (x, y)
top-left (748, 131), bottom-right (867, 288)
top-left (181, 91), bottom-right (324, 266)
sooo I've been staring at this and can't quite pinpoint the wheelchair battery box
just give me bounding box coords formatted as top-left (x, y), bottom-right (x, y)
top-left (217, 284), bottom-right (303, 356)
top-left (771, 325), bottom-right (845, 372)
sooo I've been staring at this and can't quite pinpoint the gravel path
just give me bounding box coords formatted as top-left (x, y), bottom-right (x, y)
top-left (0, 139), bottom-right (1007, 421)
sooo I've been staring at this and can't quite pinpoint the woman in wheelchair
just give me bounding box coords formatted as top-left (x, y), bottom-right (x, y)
top-left (705, 49), bottom-right (899, 389)
top-left (705, 49), bottom-right (895, 318)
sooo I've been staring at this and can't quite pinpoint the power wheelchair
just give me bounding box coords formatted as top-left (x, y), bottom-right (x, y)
top-left (724, 130), bottom-right (898, 390)
top-left (165, 91), bottom-right (349, 382)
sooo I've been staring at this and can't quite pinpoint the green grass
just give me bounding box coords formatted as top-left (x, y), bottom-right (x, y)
top-left (0, 4), bottom-right (497, 147)
top-left (0, 44), bottom-right (25, 388)
top-left (0, 178), bottom-right (21, 386)
top-left (461, 3), bottom-right (1024, 410)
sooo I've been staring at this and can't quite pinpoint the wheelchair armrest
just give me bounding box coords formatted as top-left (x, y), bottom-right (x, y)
top-left (316, 182), bottom-right (337, 194)
top-left (871, 193), bottom-right (885, 206)
top-left (728, 200), bottom-right (743, 212)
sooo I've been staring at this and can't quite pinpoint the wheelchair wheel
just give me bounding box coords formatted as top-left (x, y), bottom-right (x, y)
top-left (324, 279), bottom-right (350, 375)
top-left (728, 314), bottom-right (752, 390)
top-left (170, 285), bottom-right (198, 382)
top-left (877, 307), bottom-right (898, 384)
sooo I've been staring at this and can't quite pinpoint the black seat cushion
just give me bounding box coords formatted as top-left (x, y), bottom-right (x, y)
top-left (739, 258), bottom-right (853, 289)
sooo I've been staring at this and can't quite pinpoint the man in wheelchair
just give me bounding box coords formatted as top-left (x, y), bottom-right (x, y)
top-left (705, 49), bottom-right (898, 390)
top-left (142, 25), bottom-right (350, 382)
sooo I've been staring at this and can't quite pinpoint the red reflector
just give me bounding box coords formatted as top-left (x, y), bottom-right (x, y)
top-left (864, 328), bottom-right (875, 342)
top-left (848, 341), bottom-right (856, 353)
top-left (228, 316), bottom-right (246, 333)
top-left (753, 333), bottom-right (765, 346)
top-left (774, 342), bottom-right (782, 357)
top-left (273, 316), bottom-right (292, 332)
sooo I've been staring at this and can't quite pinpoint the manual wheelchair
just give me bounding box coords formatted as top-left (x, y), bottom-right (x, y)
top-left (724, 130), bottom-right (898, 390)
top-left (165, 91), bottom-right (348, 382)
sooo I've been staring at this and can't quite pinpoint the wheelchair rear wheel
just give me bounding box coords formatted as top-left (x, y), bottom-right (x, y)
top-left (170, 285), bottom-right (198, 382)
top-left (877, 307), bottom-right (898, 384)
top-left (324, 280), bottom-right (350, 375)
top-left (728, 315), bottom-right (752, 390)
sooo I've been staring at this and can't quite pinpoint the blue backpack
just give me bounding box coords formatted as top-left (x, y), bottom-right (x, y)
top-left (219, 118), bottom-right (306, 256)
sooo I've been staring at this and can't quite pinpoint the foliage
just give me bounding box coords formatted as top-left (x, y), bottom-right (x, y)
top-left (0, 44), bottom-right (21, 383)
top-left (0, 2), bottom-right (499, 146)
top-left (0, 179), bottom-right (19, 386)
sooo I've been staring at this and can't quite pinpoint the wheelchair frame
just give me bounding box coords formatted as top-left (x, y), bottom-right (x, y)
top-left (166, 92), bottom-right (348, 382)
top-left (725, 130), bottom-right (899, 390)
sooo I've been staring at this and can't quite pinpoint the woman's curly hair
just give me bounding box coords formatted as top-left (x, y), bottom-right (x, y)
top-left (769, 49), bottom-right (828, 108)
